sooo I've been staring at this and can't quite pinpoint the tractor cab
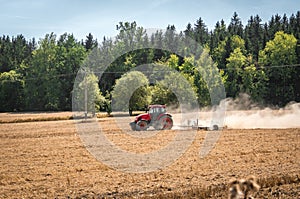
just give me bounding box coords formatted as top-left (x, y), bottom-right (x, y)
top-left (148, 105), bottom-right (166, 120)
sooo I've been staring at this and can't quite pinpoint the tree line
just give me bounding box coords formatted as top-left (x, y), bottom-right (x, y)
top-left (0, 11), bottom-right (299, 112)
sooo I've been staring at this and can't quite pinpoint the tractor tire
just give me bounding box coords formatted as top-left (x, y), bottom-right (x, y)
top-left (212, 124), bottom-right (219, 131)
top-left (136, 120), bottom-right (148, 131)
top-left (160, 116), bottom-right (173, 130)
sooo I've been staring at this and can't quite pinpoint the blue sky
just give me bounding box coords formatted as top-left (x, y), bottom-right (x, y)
top-left (0, 0), bottom-right (299, 41)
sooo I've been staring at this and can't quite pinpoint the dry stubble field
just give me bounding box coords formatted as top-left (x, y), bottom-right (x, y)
top-left (0, 112), bottom-right (299, 198)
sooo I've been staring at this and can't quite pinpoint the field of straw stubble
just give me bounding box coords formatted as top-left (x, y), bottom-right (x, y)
top-left (0, 112), bottom-right (299, 198)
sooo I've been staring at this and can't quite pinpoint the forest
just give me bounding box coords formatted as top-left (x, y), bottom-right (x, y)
top-left (0, 11), bottom-right (299, 112)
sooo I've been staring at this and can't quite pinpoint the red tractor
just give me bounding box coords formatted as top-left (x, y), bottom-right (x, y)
top-left (130, 105), bottom-right (173, 131)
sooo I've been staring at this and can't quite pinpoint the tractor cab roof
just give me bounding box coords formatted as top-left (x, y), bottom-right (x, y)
top-left (148, 104), bottom-right (166, 109)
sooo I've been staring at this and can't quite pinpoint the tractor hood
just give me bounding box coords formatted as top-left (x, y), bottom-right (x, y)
top-left (135, 113), bottom-right (150, 122)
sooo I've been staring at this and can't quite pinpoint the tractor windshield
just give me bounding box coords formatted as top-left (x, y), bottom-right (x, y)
top-left (149, 107), bottom-right (166, 114)
top-left (149, 106), bottom-right (166, 121)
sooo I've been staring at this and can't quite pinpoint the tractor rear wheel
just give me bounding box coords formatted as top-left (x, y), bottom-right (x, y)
top-left (160, 116), bottom-right (173, 130)
top-left (136, 120), bottom-right (148, 131)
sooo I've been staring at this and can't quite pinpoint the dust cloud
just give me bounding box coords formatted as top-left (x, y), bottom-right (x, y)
top-left (222, 94), bottom-right (300, 129)
top-left (167, 93), bottom-right (300, 130)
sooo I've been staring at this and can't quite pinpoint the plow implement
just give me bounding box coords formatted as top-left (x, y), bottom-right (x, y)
top-left (175, 119), bottom-right (220, 131)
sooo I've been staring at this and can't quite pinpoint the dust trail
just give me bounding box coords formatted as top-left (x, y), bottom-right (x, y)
top-left (223, 94), bottom-right (300, 129)
top-left (167, 94), bottom-right (300, 129)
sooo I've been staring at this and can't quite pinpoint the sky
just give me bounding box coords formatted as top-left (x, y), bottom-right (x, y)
top-left (0, 0), bottom-right (299, 41)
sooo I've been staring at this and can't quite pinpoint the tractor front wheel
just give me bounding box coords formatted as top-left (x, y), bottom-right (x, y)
top-left (136, 120), bottom-right (148, 131)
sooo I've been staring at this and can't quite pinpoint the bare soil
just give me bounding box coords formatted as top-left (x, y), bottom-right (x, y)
top-left (0, 114), bottom-right (299, 198)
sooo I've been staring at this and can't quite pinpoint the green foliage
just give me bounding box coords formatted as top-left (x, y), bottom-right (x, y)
top-left (25, 33), bottom-right (59, 110)
top-left (194, 17), bottom-right (209, 45)
top-left (0, 35), bottom-right (35, 73)
top-left (150, 83), bottom-right (178, 106)
top-left (242, 63), bottom-right (267, 101)
top-left (244, 15), bottom-right (264, 61)
top-left (196, 48), bottom-right (224, 106)
top-left (259, 31), bottom-right (297, 65)
top-left (112, 71), bottom-right (151, 112)
top-left (259, 31), bottom-right (298, 106)
top-left (0, 70), bottom-right (24, 111)
top-left (0, 11), bottom-right (300, 112)
top-left (210, 20), bottom-right (227, 51)
top-left (78, 72), bottom-right (105, 113)
top-left (225, 48), bottom-right (246, 97)
top-left (212, 39), bottom-right (228, 69)
top-left (228, 12), bottom-right (244, 37)
top-left (159, 71), bottom-right (198, 109)
top-left (230, 35), bottom-right (246, 53)
top-left (167, 54), bottom-right (179, 69)
top-left (83, 33), bottom-right (98, 51)
top-left (225, 46), bottom-right (267, 102)
top-left (24, 33), bottom-right (86, 111)
top-left (56, 34), bottom-right (87, 110)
